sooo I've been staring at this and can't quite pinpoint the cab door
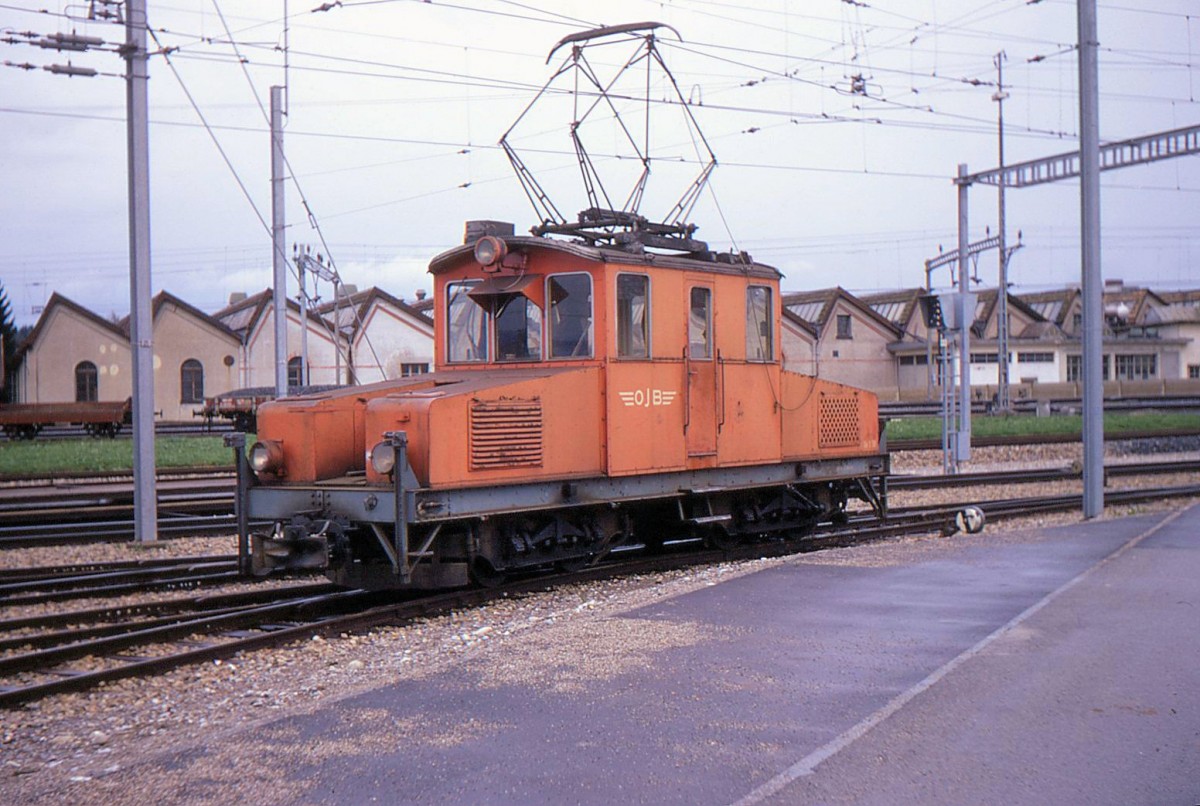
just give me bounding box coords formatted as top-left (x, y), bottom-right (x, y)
top-left (685, 282), bottom-right (718, 459)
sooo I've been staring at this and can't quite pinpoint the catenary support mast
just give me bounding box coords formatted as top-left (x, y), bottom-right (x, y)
top-left (271, 86), bottom-right (288, 398)
top-left (994, 51), bottom-right (1011, 413)
top-left (956, 164), bottom-right (972, 466)
top-left (1078, 0), bottom-right (1103, 518)
top-left (125, 0), bottom-right (157, 543)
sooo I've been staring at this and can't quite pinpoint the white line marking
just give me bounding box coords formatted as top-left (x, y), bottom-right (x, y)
top-left (730, 505), bottom-right (1193, 806)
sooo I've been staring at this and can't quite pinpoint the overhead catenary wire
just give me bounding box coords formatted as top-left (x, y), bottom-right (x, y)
top-left (207, 0), bottom-right (386, 379)
top-left (3, 0), bottom-right (1197, 323)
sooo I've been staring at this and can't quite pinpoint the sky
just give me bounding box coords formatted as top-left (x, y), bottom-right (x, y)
top-left (1, 0), bottom-right (1197, 327)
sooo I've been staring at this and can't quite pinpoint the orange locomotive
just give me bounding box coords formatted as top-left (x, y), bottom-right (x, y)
top-left (237, 220), bottom-right (888, 590)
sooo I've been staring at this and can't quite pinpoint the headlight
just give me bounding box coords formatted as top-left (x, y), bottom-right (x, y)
top-left (473, 235), bottom-right (506, 267)
top-left (368, 441), bottom-right (396, 475)
top-left (248, 440), bottom-right (284, 474)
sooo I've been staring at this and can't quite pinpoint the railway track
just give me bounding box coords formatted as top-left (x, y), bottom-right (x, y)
top-left (0, 555), bottom-right (247, 606)
top-left (1, 456), bottom-right (1196, 547)
top-left (879, 396), bottom-right (1200, 418)
top-left (2, 477), bottom-right (1197, 708)
top-left (887, 427), bottom-right (1199, 452)
top-left (0, 422), bottom-right (234, 442)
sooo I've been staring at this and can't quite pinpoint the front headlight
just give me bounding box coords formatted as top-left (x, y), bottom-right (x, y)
top-left (473, 234), bottom-right (507, 267)
top-left (368, 441), bottom-right (397, 475)
top-left (249, 440), bottom-right (284, 474)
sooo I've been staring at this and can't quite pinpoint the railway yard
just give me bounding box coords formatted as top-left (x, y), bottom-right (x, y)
top-left (0, 436), bottom-right (1197, 805)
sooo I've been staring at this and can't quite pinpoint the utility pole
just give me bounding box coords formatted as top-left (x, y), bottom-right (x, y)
top-left (993, 51), bottom-right (1012, 413)
top-left (1078, 0), bottom-right (1104, 518)
top-left (125, 0), bottom-right (158, 543)
top-left (271, 85), bottom-right (288, 398)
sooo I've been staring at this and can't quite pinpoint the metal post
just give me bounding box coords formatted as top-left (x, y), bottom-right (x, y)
top-left (941, 335), bottom-right (953, 474)
top-left (125, 0), bottom-right (157, 543)
top-left (956, 164), bottom-right (972, 464)
top-left (271, 85), bottom-right (288, 398)
top-left (1078, 0), bottom-right (1104, 517)
top-left (297, 249), bottom-right (309, 387)
top-left (994, 52), bottom-right (1011, 413)
top-left (225, 432), bottom-right (250, 575)
top-left (388, 430), bottom-right (410, 583)
top-left (334, 283), bottom-right (343, 385)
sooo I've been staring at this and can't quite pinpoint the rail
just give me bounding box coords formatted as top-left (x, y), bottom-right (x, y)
top-left (2, 477), bottom-right (1197, 708)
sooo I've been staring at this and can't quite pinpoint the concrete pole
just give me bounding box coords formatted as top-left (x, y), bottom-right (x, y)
top-left (956, 164), bottom-right (972, 465)
top-left (1078, 0), bottom-right (1104, 517)
top-left (125, 0), bottom-right (157, 542)
top-left (271, 86), bottom-right (288, 398)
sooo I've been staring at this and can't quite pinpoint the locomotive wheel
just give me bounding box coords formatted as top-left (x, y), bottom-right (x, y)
top-left (469, 556), bottom-right (507, 588)
top-left (703, 527), bottom-right (739, 552)
top-left (11, 424), bottom-right (40, 441)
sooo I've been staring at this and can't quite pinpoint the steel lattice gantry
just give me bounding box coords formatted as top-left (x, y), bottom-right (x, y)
top-left (959, 124), bottom-right (1200, 190)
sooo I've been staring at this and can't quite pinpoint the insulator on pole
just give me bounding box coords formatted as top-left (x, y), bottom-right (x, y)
top-left (44, 63), bottom-right (98, 77)
top-left (37, 32), bottom-right (105, 51)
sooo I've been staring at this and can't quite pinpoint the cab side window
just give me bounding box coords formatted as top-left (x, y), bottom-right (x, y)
top-left (548, 274), bottom-right (593, 358)
top-left (616, 273), bottom-right (649, 358)
top-left (746, 285), bottom-right (773, 361)
top-left (447, 281), bottom-right (488, 362)
top-left (689, 287), bottom-right (712, 359)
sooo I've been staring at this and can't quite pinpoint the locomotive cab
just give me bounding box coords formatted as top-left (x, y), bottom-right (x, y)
top-left (240, 223), bottom-right (888, 590)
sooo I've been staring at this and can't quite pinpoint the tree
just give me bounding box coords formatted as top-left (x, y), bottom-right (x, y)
top-left (0, 282), bottom-right (17, 403)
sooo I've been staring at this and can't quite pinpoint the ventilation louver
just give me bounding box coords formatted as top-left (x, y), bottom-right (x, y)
top-left (819, 393), bottom-right (860, 448)
top-left (470, 397), bottom-right (544, 470)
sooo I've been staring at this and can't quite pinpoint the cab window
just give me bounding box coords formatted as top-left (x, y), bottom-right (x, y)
top-left (495, 296), bottom-right (543, 362)
top-left (746, 285), bottom-right (773, 361)
top-left (616, 273), bottom-right (650, 358)
top-left (447, 281), bottom-right (488, 362)
top-left (548, 273), bottom-right (593, 358)
top-left (689, 287), bottom-right (712, 359)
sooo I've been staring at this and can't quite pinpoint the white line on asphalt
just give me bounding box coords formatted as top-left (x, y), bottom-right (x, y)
top-left (729, 504), bottom-right (1193, 806)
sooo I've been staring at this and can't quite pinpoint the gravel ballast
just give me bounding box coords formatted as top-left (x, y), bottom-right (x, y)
top-left (1, 444), bottom-right (1196, 803)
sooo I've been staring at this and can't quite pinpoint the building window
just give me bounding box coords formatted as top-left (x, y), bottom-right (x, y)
top-left (1018, 352), bottom-right (1054, 363)
top-left (1067, 354), bottom-right (1111, 382)
top-left (287, 356), bottom-right (306, 388)
top-left (75, 361), bottom-right (98, 402)
top-left (1067, 355), bottom-right (1080, 382)
top-left (447, 281), bottom-right (488, 363)
top-left (548, 273), bottom-right (593, 358)
top-left (616, 274), bottom-right (650, 358)
top-left (746, 286), bottom-right (773, 361)
top-left (688, 287), bottom-right (712, 360)
top-left (970, 353), bottom-right (999, 364)
top-left (180, 359), bottom-right (204, 403)
top-left (1072, 312), bottom-right (1082, 331)
top-left (1189, 365), bottom-right (1200, 379)
top-left (1115, 353), bottom-right (1156, 380)
top-left (899, 355), bottom-right (929, 366)
top-left (400, 363), bottom-right (429, 377)
top-left (836, 314), bottom-right (852, 340)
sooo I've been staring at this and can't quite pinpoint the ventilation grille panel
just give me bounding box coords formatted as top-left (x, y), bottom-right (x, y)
top-left (819, 394), bottom-right (860, 448)
top-left (470, 397), bottom-right (544, 470)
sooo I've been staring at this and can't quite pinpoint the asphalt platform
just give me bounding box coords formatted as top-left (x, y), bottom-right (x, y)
top-left (86, 505), bottom-right (1200, 804)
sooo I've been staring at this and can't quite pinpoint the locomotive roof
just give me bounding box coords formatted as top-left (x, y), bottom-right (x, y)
top-left (428, 235), bottom-right (782, 282)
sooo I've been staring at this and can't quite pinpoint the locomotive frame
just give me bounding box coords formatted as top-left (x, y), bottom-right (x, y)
top-left (233, 232), bottom-right (889, 591)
